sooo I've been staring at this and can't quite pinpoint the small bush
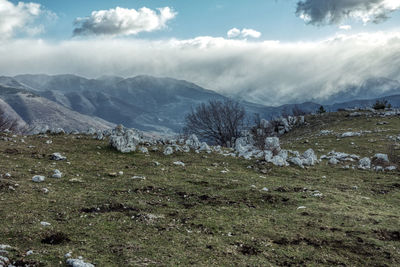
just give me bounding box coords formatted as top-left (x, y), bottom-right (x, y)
top-left (317, 106), bottom-right (326, 114)
top-left (373, 100), bottom-right (392, 110)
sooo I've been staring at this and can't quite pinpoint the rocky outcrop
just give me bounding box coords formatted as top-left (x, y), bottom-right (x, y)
top-left (109, 125), bottom-right (141, 153)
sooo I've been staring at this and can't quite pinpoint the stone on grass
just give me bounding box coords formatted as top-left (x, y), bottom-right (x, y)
top-left (173, 161), bottom-right (185, 167)
top-left (51, 153), bottom-right (66, 161)
top-left (288, 157), bottom-right (304, 168)
top-left (373, 153), bottom-right (389, 163)
top-left (40, 221), bottom-right (51, 226)
top-left (385, 166), bottom-right (397, 171)
top-left (131, 176), bottom-right (146, 180)
top-left (52, 169), bottom-right (62, 179)
top-left (32, 175), bottom-right (45, 183)
top-left (270, 156), bottom-right (288, 167)
top-left (138, 147), bottom-right (148, 153)
top-left (302, 149), bottom-right (318, 166)
top-left (341, 132), bottom-right (361, 138)
top-left (185, 134), bottom-right (201, 149)
top-left (163, 146), bottom-right (173, 156)
top-left (328, 158), bottom-right (339, 165)
top-left (358, 157), bottom-right (371, 170)
top-left (66, 258), bottom-right (95, 267)
top-left (182, 145), bottom-right (190, 153)
top-left (109, 125), bottom-right (140, 153)
top-left (199, 142), bottom-right (211, 153)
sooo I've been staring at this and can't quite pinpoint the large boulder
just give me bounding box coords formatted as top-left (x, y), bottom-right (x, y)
top-left (199, 142), bottom-right (211, 153)
top-left (163, 146), bottom-right (174, 156)
top-left (109, 125), bottom-right (141, 153)
top-left (358, 157), bottom-right (371, 170)
top-left (302, 149), bottom-right (318, 166)
top-left (373, 153), bottom-right (389, 163)
top-left (185, 134), bottom-right (201, 149)
top-left (265, 137), bottom-right (281, 153)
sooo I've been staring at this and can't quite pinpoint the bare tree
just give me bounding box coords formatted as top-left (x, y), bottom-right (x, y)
top-left (183, 99), bottom-right (246, 146)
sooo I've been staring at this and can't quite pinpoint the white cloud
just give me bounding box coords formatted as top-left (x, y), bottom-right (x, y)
top-left (0, 0), bottom-right (45, 39)
top-left (227, 28), bottom-right (261, 39)
top-left (227, 28), bottom-right (241, 38)
top-left (241, 28), bottom-right (262, 38)
top-left (296, 0), bottom-right (400, 25)
top-left (73, 6), bottom-right (177, 36)
top-left (339, 25), bottom-right (352, 31)
top-left (1, 31), bottom-right (400, 106)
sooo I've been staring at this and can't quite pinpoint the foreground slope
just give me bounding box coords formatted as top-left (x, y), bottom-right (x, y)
top-left (0, 112), bottom-right (399, 266)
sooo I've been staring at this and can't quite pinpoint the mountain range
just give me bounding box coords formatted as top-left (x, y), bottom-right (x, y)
top-left (0, 74), bottom-right (399, 134)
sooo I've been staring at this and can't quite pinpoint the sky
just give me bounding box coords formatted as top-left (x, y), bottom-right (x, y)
top-left (1, 0), bottom-right (400, 105)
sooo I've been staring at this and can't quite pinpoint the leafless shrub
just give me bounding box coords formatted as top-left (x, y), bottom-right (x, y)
top-left (183, 99), bottom-right (246, 147)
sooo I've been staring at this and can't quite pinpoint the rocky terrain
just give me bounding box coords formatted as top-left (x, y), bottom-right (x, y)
top-left (0, 110), bottom-right (399, 266)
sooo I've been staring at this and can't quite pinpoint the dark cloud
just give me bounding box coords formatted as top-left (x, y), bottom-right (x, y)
top-left (296, 0), bottom-right (400, 25)
top-left (1, 33), bottom-right (400, 105)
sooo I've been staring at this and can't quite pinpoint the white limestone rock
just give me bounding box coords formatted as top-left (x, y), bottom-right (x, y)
top-left (358, 157), bottom-right (371, 170)
top-left (341, 132), bottom-right (361, 138)
top-left (32, 175), bottom-right (45, 183)
top-left (52, 169), bottom-right (62, 179)
top-left (329, 158), bottom-right (339, 165)
top-left (66, 258), bottom-right (95, 267)
top-left (163, 146), bottom-right (174, 156)
top-left (185, 134), bottom-right (201, 149)
top-left (373, 153), bottom-right (389, 163)
top-left (199, 142), bottom-right (211, 153)
top-left (109, 125), bottom-right (141, 153)
top-left (138, 147), bottom-right (149, 153)
top-left (270, 155), bottom-right (288, 167)
top-left (288, 157), bottom-right (304, 168)
top-left (265, 137), bottom-right (281, 152)
top-left (51, 152), bottom-right (67, 161)
top-left (302, 149), bottom-right (318, 166)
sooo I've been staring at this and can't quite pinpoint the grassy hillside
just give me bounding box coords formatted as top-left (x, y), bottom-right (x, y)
top-left (0, 111), bottom-right (399, 266)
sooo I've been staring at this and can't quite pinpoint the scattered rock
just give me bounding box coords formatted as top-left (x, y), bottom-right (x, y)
top-left (50, 153), bottom-right (67, 161)
top-left (328, 158), bottom-right (339, 165)
top-left (131, 176), bottom-right (146, 180)
top-left (358, 157), bottom-right (371, 170)
top-left (32, 175), bottom-right (45, 183)
top-left (185, 134), bottom-right (201, 149)
top-left (341, 132), bottom-right (361, 138)
top-left (373, 153), bottom-right (389, 164)
top-left (66, 258), bottom-right (95, 267)
top-left (40, 221), bottom-right (51, 227)
top-left (52, 169), bottom-right (62, 179)
top-left (163, 146), bottom-right (173, 156)
top-left (138, 147), bottom-right (148, 153)
top-left (173, 161), bottom-right (185, 167)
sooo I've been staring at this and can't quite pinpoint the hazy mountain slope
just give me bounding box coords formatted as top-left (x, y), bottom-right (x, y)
top-left (0, 85), bottom-right (114, 132)
top-left (5, 74), bottom-right (400, 134)
top-left (0, 98), bottom-right (27, 130)
top-left (317, 77), bottom-right (400, 104)
top-left (12, 74), bottom-right (277, 133)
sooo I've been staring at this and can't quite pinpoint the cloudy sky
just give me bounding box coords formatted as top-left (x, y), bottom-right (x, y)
top-left (1, 0), bottom-right (400, 105)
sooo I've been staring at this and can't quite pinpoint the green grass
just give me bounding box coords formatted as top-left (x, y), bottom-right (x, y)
top-left (0, 111), bottom-right (399, 266)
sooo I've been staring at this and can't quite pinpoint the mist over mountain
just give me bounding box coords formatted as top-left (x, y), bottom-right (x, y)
top-left (1, 74), bottom-right (400, 134)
